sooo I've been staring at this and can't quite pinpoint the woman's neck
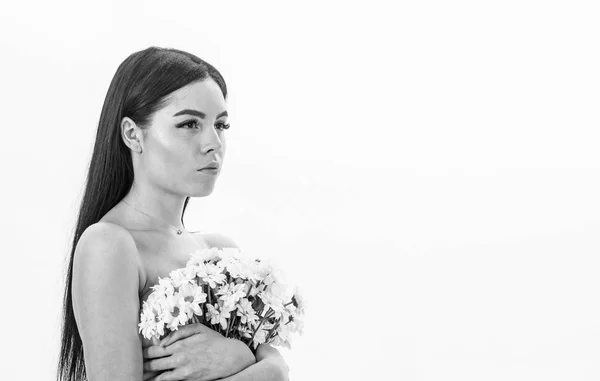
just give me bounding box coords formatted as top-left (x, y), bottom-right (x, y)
top-left (122, 183), bottom-right (186, 230)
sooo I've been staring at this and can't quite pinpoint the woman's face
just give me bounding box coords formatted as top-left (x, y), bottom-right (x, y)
top-left (135, 78), bottom-right (228, 197)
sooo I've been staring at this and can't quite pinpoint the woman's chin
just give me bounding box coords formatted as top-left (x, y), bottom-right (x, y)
top-left (187, 185), bottom-right (215, 198)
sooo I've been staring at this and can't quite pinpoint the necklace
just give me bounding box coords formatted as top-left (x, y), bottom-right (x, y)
top-left (122, 199), bottom-right (184, 235)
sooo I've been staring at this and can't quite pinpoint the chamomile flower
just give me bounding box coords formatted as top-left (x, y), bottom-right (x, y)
top-left (187, 248), bottom-right (220, 267)
top-left (216, 248), bottom-right (240, 266)
top-left (139, 304), bottom-right (163, 339)
top-left (251, 325), bottom-right (269, 349)
top-left (217, 282), bottom-right (248, 308)
top-left (254, 259), bottom-right (274, 280)
top-left (206, 303), bottom-right (231, 330)
top-left (163, 293), bottom-right (189, 331)
top-left (195, 262), bottom-right (227, 288)
top-left (151, 277), bottom-right (175, 297)
top-left (278, 307), bottom-right (292, 326)
top-left (140, 247), bottom-right (305, 349)
top-left (169, 267), bottom-right (195, 289)
top-left (267, 281), bottom-right (291, 301)
top-left (236, 298), bottom-right (259, 325)
top-left (286, 315), bottom-right (304, 335)
top-left (291, 286), bottom-right (307, 316)
top-left (238, 258), bottom-right (263, 282)
top-left (258, 292), bottom-right (286, 319)
top-left (179, 281), bottom-right (207, 318)
top-left (223, 259), bottom-right (245, 279)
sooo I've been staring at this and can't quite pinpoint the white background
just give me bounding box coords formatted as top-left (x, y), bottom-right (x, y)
top-left (1, 1), bottom-right (600, 380)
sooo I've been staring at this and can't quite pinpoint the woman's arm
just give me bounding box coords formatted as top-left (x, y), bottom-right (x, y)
top-left (215, 344), bottom-right (289, 381)
top-left (143, 324), bottom-right (258, 380)
top-left (213, 359), bottom-right (285, 381)
top-left (72, 222), bottom-right (145, 380)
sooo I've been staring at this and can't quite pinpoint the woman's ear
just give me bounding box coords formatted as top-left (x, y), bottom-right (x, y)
top-left (120, 117), bottom-right (144, 153)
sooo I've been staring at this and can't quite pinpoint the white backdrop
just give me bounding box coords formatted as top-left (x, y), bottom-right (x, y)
top-left (1, 1), bottom-right (600, 380)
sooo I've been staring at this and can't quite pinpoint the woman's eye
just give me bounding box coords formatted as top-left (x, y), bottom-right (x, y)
top-left (177, 120), bottom-right (229, 131)
top-left (216, 122), bottom-right (230, 131)
top-left (178, 120), bottom-right (199, 129)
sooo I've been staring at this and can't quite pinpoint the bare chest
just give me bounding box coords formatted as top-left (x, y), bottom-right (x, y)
top-left (134, 231), bottom-right (210, 303)
top-left (133, 231), bottom-right (211, 347)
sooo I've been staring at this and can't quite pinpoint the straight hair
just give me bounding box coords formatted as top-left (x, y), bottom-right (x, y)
top-left (57, 46), bottom-right (227, 381)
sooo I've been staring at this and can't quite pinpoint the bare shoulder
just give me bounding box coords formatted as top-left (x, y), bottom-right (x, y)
top-left (71, 222), bottom-right (145, 379)
top-left (76, 221), bottom-right (138, 258)
top-left (74, 222), bottom-right (142, 289)
top-left (195, 231), bottom-right (241, 250)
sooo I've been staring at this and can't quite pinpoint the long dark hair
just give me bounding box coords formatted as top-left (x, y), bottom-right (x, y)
top-left (57, 46), bottom-right (228, 381)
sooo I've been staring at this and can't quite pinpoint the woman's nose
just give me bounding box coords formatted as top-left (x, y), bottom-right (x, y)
top-left (201, 127), bottom-right (223, 154)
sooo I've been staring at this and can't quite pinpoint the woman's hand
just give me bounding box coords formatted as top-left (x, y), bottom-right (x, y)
top-left (206, 344), bottom-right (290, 381)
top-left (255, 344), bottom-right (289, 380)
top-left (142, 323), bottom-right (255, 381)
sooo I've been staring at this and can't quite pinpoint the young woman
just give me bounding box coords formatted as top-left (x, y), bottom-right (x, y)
top-left (57, 46), bottom-right (289, 381)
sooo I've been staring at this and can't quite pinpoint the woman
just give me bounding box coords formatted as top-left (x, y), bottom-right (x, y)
top-left (57, 46), bottom-right (289, 381)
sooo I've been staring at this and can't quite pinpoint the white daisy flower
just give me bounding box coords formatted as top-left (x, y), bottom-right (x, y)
top-left (286, 316), bottom-right (304, 335)
top-left (187, 248), bottom-right (220, 267)
top-left (236, 298), bottom-right (259, 325)
top-left (251, 325), bottom-right (269, 349)
top-left (217, 282), bottom-right (248, 308)
top-left (258, 292), bottom-right (286, 319)
top-left (267, 281), bottom-right (291, 301)
top-left (291, 286), bottom-right (307, 316)
top-left (179, 281), bottom-right (207, 318)
top-left (163, 293), bottom-right (190, 331)
top-left (195, 262), bottom-right (227, 289)
top-left (139, 303), bottom-right (161, 339)
top-left (169, 267), bottom-right (195, 289)
top-left (151, 277), bottom-right (175, 297)
top-left (206, 303), bottom-right (231, 330)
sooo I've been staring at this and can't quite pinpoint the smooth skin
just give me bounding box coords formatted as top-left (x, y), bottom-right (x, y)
top-left (72, 79), bottom-right (288, 381)
top-left (143, 323), bottom-right (289, 381)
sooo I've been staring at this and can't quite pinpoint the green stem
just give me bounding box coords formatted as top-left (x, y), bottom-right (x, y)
top-left (225, 307), bottom-right (236, 337)
top-left (246, 283), bottom-right (254, 298)
top-left (248, 320), bottom-right (264, 345)
top-left (266, 320), bottom-right (280, 341)
top-left (248, 307), bottom-right (276, 344)
top-left (231, 314), bottom-right (239, 335)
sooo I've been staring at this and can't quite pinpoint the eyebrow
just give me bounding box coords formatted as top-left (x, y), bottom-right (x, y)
top-left (172, 109), bottom-right (228, 119)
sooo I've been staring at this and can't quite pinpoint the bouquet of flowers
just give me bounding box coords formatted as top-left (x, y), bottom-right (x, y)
top-left (138, 247), bottom-right (305, 351)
